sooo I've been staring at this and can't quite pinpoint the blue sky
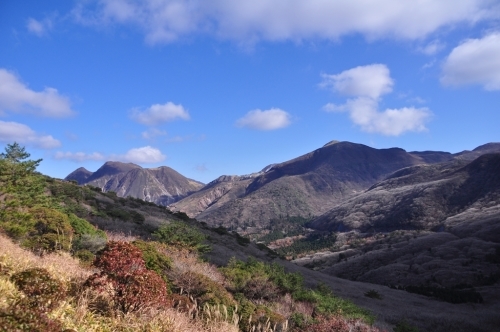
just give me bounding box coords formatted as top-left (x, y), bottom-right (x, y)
top-left (1, 0), bottom-right (499, 183)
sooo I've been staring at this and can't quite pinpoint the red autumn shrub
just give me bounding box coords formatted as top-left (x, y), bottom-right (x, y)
top-left (85, 241), bottom-right (169, 313)
top-left (0, 301), bottom-right (63, 332)
top-left (1, 268), bottom-right (65, 331)
top-left (93, 241), bottom-right (145, 275)
top-left (10, 267), bottom-right (66, 312)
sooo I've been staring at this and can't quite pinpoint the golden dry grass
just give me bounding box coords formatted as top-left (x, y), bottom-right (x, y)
top-left (0, 233), bottom-right (240, 332)
top-left (162, 245), bottom-right (227, 285)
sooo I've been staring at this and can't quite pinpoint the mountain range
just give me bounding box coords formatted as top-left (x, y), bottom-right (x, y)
top-left (66, 141), bottom-right (500, 230)
top-left (168, 141), bottom-right (500, 229)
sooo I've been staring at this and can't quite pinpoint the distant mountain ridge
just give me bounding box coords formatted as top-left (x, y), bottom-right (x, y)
top-left (171, 141), bottom-right (500, 229)
top-left (170, 141), bottom-right (500, 229)
top-left (66, 141), bottom-right (500, 227)
top-left (65, 161), bottom-right (204, 205)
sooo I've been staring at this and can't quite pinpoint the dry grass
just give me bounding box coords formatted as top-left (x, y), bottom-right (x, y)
top-left (0, 232), bottom-right (91, 283)
top-left (162, 245), bottom-right (226, 285)
top-left (0, 233), bottom-right (243, 332)
top-left (105, 231), bottom-right (138, 243)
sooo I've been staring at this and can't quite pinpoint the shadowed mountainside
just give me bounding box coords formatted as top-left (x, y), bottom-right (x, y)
top-left (292, 153), bottom-right (500, 292)
top-left (309, 153), bottom-right (500, 233)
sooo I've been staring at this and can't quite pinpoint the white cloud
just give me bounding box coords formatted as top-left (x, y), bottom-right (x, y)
top-left (142, 128), bottom-right (167, 139)
top-left (322, 103), bottom-right (347, 113)
top-left (344, 98), bottom-right (431, 136)
top-left (0, 120), bottom-right (61, 149)
top-left (236, 108), bottom-right (291, 130)
top-left (27, 17), bottom-right (53, 36)
top-left (131, 102), bottom-right (190, 126)
top-left (441, 32), bottom-right (500, 90)
top-left (120, 146), bottom-right (166, 163)
top-left (320, 64), bottom-right (393, 99)
top-left (322, 64), bottom-right (432, 136)
top-left (0, 69), bottom-right (75, 117)
top-left (54, 151), bottom-right (106, 162)
top-left (54, 146), bottom-right (166, 163)
top-left (73, 0), bottom-right (498, 44)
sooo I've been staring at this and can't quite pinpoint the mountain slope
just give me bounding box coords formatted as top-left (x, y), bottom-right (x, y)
top-left (65, 161), bottom-right (204, 205)
top-left (293, 153), bottom-right (500, 291)
top-left (171, 141), bottom-right (427, 228)
top-left (309, 153), bottom-right (500, 232)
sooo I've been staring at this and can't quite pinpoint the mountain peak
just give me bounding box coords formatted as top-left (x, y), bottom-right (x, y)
top-left (472, 142), bottom-right (500, 152)
top-left (65, 167), bottom-right (93, 184)
top-left (323, 140), bottom-right (341, 147)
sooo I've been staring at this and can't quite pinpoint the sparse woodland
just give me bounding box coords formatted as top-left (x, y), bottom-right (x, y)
top-left (0, 143), bottom-right (384, 331)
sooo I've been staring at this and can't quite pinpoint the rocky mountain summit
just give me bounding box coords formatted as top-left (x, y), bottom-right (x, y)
top-left (65, 161), bottom-right (204, 205)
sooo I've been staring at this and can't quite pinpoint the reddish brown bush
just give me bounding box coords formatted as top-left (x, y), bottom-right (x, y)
top-left (10, 267), bottom-right (65, 311)
top-left (85, 241), bottom-right (169, 313)
top-left (0, 302), bottom-right (63, 332)
top-left (2, 267), bottom-right (65, 331)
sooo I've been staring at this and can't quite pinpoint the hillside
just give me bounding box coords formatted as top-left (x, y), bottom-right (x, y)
top-left (285, 154), bottom-right (500, 304)
top-left (66, 161), bottom-right (204, 205)
top-left (171, 141), bottom-right (427, 229)
top-left (310, 153), bottom-right (500, 233)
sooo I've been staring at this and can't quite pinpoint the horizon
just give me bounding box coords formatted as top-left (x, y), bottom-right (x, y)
top-left (1, 1), bottom-right (499, 183)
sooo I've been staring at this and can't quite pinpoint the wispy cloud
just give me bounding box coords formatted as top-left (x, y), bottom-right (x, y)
top-left (321, 64), bottom-right (431, 136)
top-left (441, 32), bottom-right (500, 91)
top-left (26, 17), bottom-right (53, 36)
top-left (131, 102), bottom-right (190, 126)
top-left (417, 39), bottom-right (445, 55)
top-left (72, 0), bottom-right (498, 45)
top-left (0, 68), bottom-right (75, 117)
top-left (142, 128), bottom-right (167, 140)
top-left (54, 151), bottom-right (105, 162)
top-left (236, 108), bottom-right (291, 131)
top-left (54, 146), bottom-right (166, 164)
top-left (0, 120), bottom-right (61, 149)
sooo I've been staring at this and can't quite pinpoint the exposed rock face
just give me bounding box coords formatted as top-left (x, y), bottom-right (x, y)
top-left (168, 174), bottom-right (257, 218)
top-left (65, 161), bottom-right (204, 205)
